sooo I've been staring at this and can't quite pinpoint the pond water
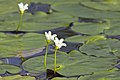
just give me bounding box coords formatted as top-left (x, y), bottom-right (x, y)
top-left (0, 0), bottom-right (120, 80)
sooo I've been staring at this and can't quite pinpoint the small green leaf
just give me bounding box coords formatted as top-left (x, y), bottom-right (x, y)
top-left (85, 35), bottom-right (106, 44)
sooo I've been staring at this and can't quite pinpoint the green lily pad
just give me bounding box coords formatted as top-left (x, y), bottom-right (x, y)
top-left (35, 0), bottom-right (83, 4)
top-left (57, 50), bottom-right (116, 76)
top-left (80, 38), bottom-right (120, 57)
top-left (23, 50), bottom-right (116, 76)
top-left (22, 51), bottom-right (68, 73)
top-left (105, 39), bottom-right (120, 57)
top-left (22, 56), bottom-right (45, 73)
top-left (0, 75), bottom-right (35, 80)
top-left (52, 77), bottom-right (77, 80)
top-left (72, 22), bottom-right (108, 35)
top-left (79, 69), bottom-right (120, 80)
top-left (85, 35), bottom-right (106, 44)
top-left (52, 2), bottom-right (120, 19)
top-left (104, 22), bottom-right (120, 35)
top-left (81, 1), bottom-right (120, 12)
top-left (66, 35), bottom-right (106, 44)
top-left (0, 0), bottom-right (17, 15)
top-left (80, 39), bottom-right (111, 57)
top-left (66, 35), bottom-right (91, 43)
top-left (0, 12), bottom-right (76, 31)
top-left (0, 64), bottom-right (21, 74)
top-left (0, 33), bottom-right (45, 58)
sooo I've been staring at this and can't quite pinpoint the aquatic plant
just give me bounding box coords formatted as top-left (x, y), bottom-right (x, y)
top-left (16, 2), bottom-right (28, 31)
top-left (44, 31), bottom-right (66, 73)
top-left (53, 37), bottom-right (66, 73)
top-left (44, 31), bottom-right (57, 69)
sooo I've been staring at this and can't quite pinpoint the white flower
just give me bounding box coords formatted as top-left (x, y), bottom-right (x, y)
top-left (45, 31), bottom-right (57, 42)
top-left (54, 37), bottom-right (67, 49)
top-left (18, 2), bottom-right (28, 14)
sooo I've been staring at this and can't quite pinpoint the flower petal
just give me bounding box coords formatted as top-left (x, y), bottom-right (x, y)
top-left (59, 38), bottom-right (64, 43)
top-left (18, 2), bottom-right (23, 9)
top-left (24, 4), bottom-right (28, 10)
top-left (45, 32), bottom-right (48, 37)
top-left (61, 43), bottom-right (67, 47)
top-left (48, 31), bottom-right (52, 36)
top-left (51, 34), bottom-right (57, 40)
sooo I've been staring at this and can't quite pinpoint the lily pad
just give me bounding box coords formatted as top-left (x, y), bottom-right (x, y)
top-left (80, 39), bottom-right (111, 57)
top-left (0, 33), bottom-right (45, 58)
top-left (23, 50), bottom-right (116, 77)
top-left (80, 38), bottom-right (120, 57)
top-left (52, 77), bottom-right (77, 80)
top-left (79, 69), bottom-right (120, 80)
top-left (35, 0), bottom-right (83, 4)
top-left (0, 11), bottom-right (76, 31)
top-left (52, 2), bottom-right (120, 18)
top-left (66, 35), bottom-right (91, 43)
top-left (66, 35), bottom-right (106, 45)
top-left (21, 12), bottom-right (76, 31)
top-left (0, 0), bottom-right (17, 15)
top-left (22, 51), bottom-right (68, 73)
top-left (104, 22), bottom-right (120, 35)
top-left (0, 64), bottom-right (21, 74)
top-left (85, 35), bottom-right (106, 44)
top-left (72, 22), bottom-right (108, 35)
top-left (80, 1), bottom-right (120, 12)
top-left (57, 50), bottom-right (116, 76)
top-left (0, 75), bottom-right (35, 80)
top-left (105, 39), bottom-right (120, 57)
top-left (22, 55), bottom-right (45, 73)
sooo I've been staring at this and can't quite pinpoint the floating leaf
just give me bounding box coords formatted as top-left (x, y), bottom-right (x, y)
top-left (52, 77), bottom-right (77, 80)
top-left (52, 2), bottom-right (120, 18)
top-left (81, 1), bottom-right (120, 12)
top-left (105, 39), bottom-right (120, 57)
top-left (0, 0), bottom-right (17, 15)
top-left (0, 75), bottom-right (35, 80)
top-left (104, 22), bottom-right (120, 35)
top-left (0, 33), bottom-right (45, 58)
top-left (79, 69), bottom-right (120, 80)
top-left (66, 35), bottom-right (91, 43)
top-left (16, 50), bottom-right (117, 77)
top-left (22, 55), bottom-right (45, 73)
top-left (80, 38), bottom-right (120, 57)
top-left (57, 50), bottom-right (116, 76)
top-left (72, 22), bottom-right (108, 35)
top-left (80, 39), bottom-right (111, 57)
top-left (0, 64), bottom-right (21, 74)
top-left (85, 35), bottom-right (106, 44)
top-left (0, 12), bottom-right (76, 31)
top-left (22, 51), bottom-right (68, 73)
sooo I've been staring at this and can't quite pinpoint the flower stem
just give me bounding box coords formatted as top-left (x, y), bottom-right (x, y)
top-left (54, 48), bottom-right (58, 73)
top-left (16, 14), bottom-right (23, 32)
top-left (44, 42), bottom-right (49, 69)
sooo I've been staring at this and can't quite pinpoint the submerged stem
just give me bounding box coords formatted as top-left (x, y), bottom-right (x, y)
top-left (54, 48), bottom-right (58, 73)
top-left (44, 42), bottom-right (49, 69)
top-left (16, 14), bottom-right (23, 32)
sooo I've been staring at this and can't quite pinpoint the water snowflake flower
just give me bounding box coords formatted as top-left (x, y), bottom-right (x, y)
top-left (54, 37), bottom-right (67, 49)
top-left (18, 2), bottom-right (28, 15)
top-left (45, 31), bottom-right (57, 43)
